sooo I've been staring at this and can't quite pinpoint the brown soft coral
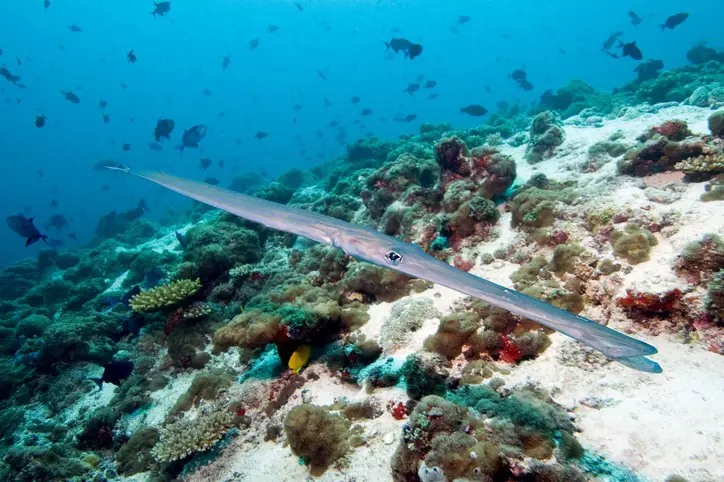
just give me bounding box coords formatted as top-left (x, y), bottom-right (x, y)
top-left (212, 310), bottom-right (283, 352)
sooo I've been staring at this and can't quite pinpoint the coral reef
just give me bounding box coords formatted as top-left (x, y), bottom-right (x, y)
top-left (284, 404), bottom-right (350, 475)
top-left (525, 111), bottom-right (565, 164)
top-left (130, 278), bottom-right (201, 312)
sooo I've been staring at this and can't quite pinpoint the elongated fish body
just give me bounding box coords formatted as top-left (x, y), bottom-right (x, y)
top-left (109, 168), bottom-right (661, 373)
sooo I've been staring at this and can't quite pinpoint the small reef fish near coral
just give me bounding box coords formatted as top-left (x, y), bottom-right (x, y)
top-left (0, 3), bottom-right (722, 482)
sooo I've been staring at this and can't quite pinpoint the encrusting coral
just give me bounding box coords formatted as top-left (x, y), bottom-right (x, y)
top-left (129, 278), bottom-right (201, 312)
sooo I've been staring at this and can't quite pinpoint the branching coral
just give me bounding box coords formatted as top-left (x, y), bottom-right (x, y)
top-left (130, 278), bottom-right (201, 312)
top-left (151, 405), bottom-right (236, 462)
top-left (674, 152), bottom-right (724, 181)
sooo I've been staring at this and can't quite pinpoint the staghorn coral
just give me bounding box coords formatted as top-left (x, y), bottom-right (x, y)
top-left (129, 278), bottom-right (201, 312)
top-left (151, 405), bottom-right (237, 462)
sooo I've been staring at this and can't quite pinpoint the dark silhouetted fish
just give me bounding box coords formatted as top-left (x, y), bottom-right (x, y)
top-left (460, 104), bottom-right (488, 116)
top-left (68, 25), bottom-right (82, 32)
top-left (0, 66), bottom-right (21, 85)
top-left (200, 158), bottom-right (212, 169)
top-left (47, 214), bottom-right (68, 232)
top-left (458, 15), bottom-right (471, 25)
top-left (385, 38), bottom-right (423, 59)
top-left (429, 93), bottom-right (439, 99)
top-left (90, 360), bottom-right (134, 389)
top-left (218, 159), bottom-right (224, 168)
top-left (44, 0), bottom-right (50, 9)
top-left (620, 41), bottom-right (643, 60)
top-left (628, 11), bottom-right (642, 26)
top-left (148, 142), bottom-right (163, 151)
top-left (222, 54), bottom-right (230, 70)
top-left (394, 114), bottom-right (417, 122)
top-left (123, 143), bottom-right (131, 151)
top-left (99, 99), bottom-right (108, 108)
top-left (94, 160), bottom-right (124, 171)
top-left (35, 115), bottom-right (46, 128)
top-left (61, 91), bottom-right (80, 103)
top-left (68, 232), bottom-right (77, 240)
top-left (661, 13), bottom-right (688, 31)
top-left (250, 38), bottom-right (260, 49)
top-left (50, 199), bottom-right (58, 207)
top-left (317, 70), bottom-right (327, 80)
top-left (360, 108), bottom-right (372, 116)
top-left (295, 2), bottom-right (303, 11)
top-left (154, 118), bottom-right (175, 141)
top-left (180, 125), bottom-right (207, 152)
top-left (6, 215), bottom-right (48, 246)
top-left (151, 2), bottom-right (171, 17)
top-left (404, 82), bottom-right (420, 95)
top-left (127, 49), bottom-right (137, 63)
top-left (102, 113), bottom-right (110, 123)
top-left (268, 25), bottom-right (279, 33)
top-left (351, 96), bottom-right (360, 104)
top-left (424, 80), bottom-right (437, 88)
top-left (254, 131), bottom-right (268, 140)
top-left (293, 103), bottom-right (303, 111)
top-left (175, 231), bottom-right (187, 249)
top-left (204, 177), bottom-right (220, 185)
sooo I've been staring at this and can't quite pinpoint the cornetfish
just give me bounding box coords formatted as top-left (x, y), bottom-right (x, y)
top-left (108, 167), bottom-right (661, 373)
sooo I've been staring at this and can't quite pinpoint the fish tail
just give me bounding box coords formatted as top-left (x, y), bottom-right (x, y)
top-left (89, 377), bottom-right (103, 389)
top-left (659, 24), bottom-right (666, 31)
top-left (384, 42), bottom-right (390, 50)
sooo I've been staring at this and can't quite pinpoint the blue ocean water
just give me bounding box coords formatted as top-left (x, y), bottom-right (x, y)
top-left (0, 0), bottom-right (719, 265)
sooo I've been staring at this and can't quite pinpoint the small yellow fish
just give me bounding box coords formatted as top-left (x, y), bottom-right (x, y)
top-left (288, 345), bottom-right (311, 375)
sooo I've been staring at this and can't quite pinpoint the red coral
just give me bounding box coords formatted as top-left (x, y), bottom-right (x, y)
top-left (499, 335), bottom-right (521, 364)
top-left (388, 401), bottom-right (408, 420)
top-left (650, 120), bottom-right (692, 141)
top-left (617, 288), bottom-right (683, 315)
top-left (453, 256), bottom-right (475, 272)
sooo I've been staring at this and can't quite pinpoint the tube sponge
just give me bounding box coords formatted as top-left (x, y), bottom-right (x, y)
top-left (284, 404), bottom-right (350, 475)
top-left (129, 278), bottom-right (201, 312)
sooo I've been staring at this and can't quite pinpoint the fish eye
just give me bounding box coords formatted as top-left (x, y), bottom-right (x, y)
top-left (385, 250), bottom-right (403, 265)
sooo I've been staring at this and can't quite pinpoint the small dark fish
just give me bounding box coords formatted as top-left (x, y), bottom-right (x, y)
top-left (122, 143), bottom-right (131, 151)
top-left (428, 93), bottom-right (439, 99)
top-left (254, 131), bottom-right (268, 140)
top-left (351, 96), bottom-right (360, 104)
top-left (317, 70), bottom-right (327, 80)
top-left (628, 11), bottom-right (642, 26)
top-left (293, 103), bottom-right (303, 111)
top-left (90, 360), bottom-right (134, 389)
top-left (404, 82), bottom-right (420, 95)
top-left (385, 38), bottom-right (423, 60)
top-left (127, 49), bottom-right (137, 63)
top-left (510, 69), bottom-right (527, 81)
top-left (460, 104), bottom-right (488, 116)
top-left (35, 115), bottom-right (46, 128)
top-left (202, 88), bottom-right (212, 96)
top-left (99, 99), bottom-right (108, 108)
top-left (295, 2), bottom-right (303, 11)
top-left (661, 13), bottom-right (688, 31)
top-left (68, 25), bottom-right (82, 32)
top-left (180, 125), bottom-right (207, 152)
top-left (154, 118), bottom-right (175, 141)
top-left (175, 231), bottom-right (187, 249)
top-left (200, 158), bottom-right (212, 169)
top-left (360, 108), bottom-right (372, 116)
top-left (424, 80), bottom-right (437, 88)
top-left (0, 66), bottom-right (21, 85)
top-left (324, 97), bottom-right (332, 107)
top-left (518, 79), bottom-right (534, 91)
top-left (204, 177), bottom-right (220, 185)
top-left (249, 37), bottom-right (260, 50)
top-left (605, 51), bottom-right (620, 59)
top-left (151, 1), bottom-right (171, 17)
top-left (44, 0), bottom-right (50, 9)
top-left (395, 114), bottom-right (417, 122)
top-left (148, 142), bottom-right (163, 151)
top-left (268, 25), bottom-right (279, 33)
top-left (6, 215), bottom-right (48, 247)
top-left (222, 54), bottom-right (231, 70)
top-left (61, 91), bottom-right (80, 103)
top-left (68, 232), bottom-right (77, 240)
top-left (47, 214), bottom-right (68, 232)
top-left (102, 184), bottom-right (110, 192)
top-left (218, 159), bottom-right (224, 168)
top-left (458, 15), bottom-right (471, 25)
top-left (620, 41), bottom-right (643, 61)
top-left (50, 199), bottom-right (58, 207)
top-left (120, 82), bottom-right (127, 89)
top-left (484, 85), bottom-right (492, 93)
top-left (102, 113), bottom-right (110, 123)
